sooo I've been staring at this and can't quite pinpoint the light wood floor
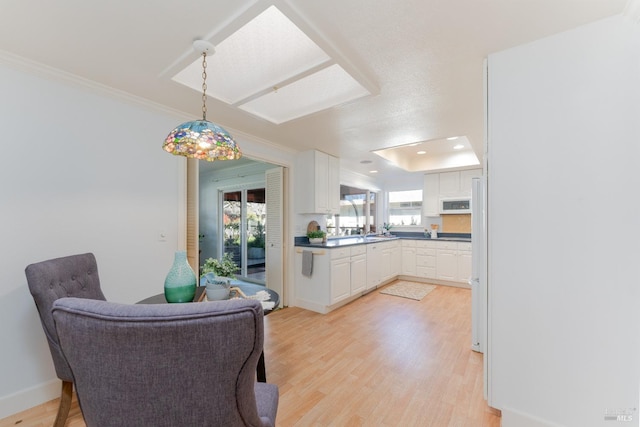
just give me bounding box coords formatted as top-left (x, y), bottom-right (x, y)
top-left (0, 281), bottom-right (500, 427)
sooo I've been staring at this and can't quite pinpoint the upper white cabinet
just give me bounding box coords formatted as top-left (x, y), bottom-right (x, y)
top-left (459, 169), bottom-right (482, 196)
top-left (295, 150), bottom-right (340, 214)
top-left (423, 173), bottom-right (440, 217)
top-left (424, 169), bottom-right (482, 215)
top-left (438, 172), bottom-right (461, 197)
top-left (439, 169), bottom-right (481, 197)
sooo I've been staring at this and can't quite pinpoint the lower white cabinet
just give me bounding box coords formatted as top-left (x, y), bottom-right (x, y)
top-left (350, 253), bottom-right (367, 294)
top-left (457, 243), bottom-right (472, 284)
top-left (367, 241), bottom-right (399, 290)
top-left (401, 241), bottom-right (417, 276)
top-left (435, 241), bottom-right (473, 283)
top-left (390, 241), bottom-right (401, 277)
top-left (366, 243), bottom-right (382, 290)
top-left (436, 248), bottom-right (457, 281)
top-left (295, 238), bottom-right (470, 314)
top-left (330, 256), bottom-right (351, 304)
top-left (416, 240), bottom-right (436, 279)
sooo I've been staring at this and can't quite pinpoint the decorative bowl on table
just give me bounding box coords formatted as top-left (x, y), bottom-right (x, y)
top-left (308, 237), bottom-right (323, 244)
top-left (201, 273), bottom-right (231, 300)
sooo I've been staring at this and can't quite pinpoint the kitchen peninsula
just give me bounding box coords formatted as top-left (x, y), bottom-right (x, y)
top-left (294, 233), bottom-right (472, 314)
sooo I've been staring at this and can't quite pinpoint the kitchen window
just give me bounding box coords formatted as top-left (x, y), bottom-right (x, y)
top-left (326, 185), bottom-right (377, 236)
top-left (388, 190), bottom-right (422, 226)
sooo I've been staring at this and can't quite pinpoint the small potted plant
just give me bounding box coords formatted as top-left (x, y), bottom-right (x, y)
top-left (200, 253), bottom-right (239, 300)
top-left (307, 230), bottom-right (326, 244)
top-left (383, 222), bottom-right (393, 236)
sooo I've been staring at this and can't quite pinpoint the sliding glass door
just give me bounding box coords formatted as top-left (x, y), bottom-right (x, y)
top-left (221, 188), bottom-right (266, 283)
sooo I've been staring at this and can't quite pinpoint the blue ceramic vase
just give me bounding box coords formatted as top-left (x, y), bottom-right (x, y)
top-left (164, 251), bottom-right (197, 303)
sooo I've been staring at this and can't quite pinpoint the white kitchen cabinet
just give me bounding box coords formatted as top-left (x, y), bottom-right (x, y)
top-left (381, 244), bottom-right (391, 282)
top-left (367, 241), bottom-right (399, 289)
top-left (439, 172), bottom-right (460, 197)
top-left (389, 241), bottom-right (401, 278)
top-left (401, 240), bottom-right (417, 276)
top-left (416, 240), bottom-right (436, 279)
top-left (350, 253), bottom-right (367, 294)
top-left (423, 173), bottom-right (440, 217)
top-left (295, 150), bottom-right (340, 214)
top-left (295, 244), bottom-right (368, 313)
top-left (330, 256), bottom-right (351, 304)
top-left (366, 243), bottom-right (382, 290)
top-left (434, 240), bottom-right (473, 283)
top-left (327, 154), bottom-right (340, 213)
top-left (459, 169), bottom-right (482, 196)
top-left (457, 242), bottom-right (472, 284)
top-left (436, 169), bottom-right (482, 199)
top-left (436, 248), bottom-right (457, 281)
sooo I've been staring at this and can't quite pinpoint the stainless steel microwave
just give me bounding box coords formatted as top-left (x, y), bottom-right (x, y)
top-left (439, 197), bottom-right (471, 214)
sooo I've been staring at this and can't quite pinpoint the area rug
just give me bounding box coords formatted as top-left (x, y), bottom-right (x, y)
top-left (380, 281), bottom-right (436, 301)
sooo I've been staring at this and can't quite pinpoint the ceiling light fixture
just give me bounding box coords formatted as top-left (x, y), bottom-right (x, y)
top-left (453, 144), bottom-right (464, 150)
top-left (369, 170), bottom-right (378, 174)
top-left (163, 40), bottom-right (241, 161)
top-left (417, 150), bottom-right (426, 155)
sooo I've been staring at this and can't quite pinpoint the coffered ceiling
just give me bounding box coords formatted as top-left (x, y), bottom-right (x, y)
top-left (0, 0), bottom-right (627, 181)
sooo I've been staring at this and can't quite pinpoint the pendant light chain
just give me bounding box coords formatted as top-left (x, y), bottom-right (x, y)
top-left (162, 39), bottom-right (240, 161)
top-left (201, 51), bottom-right (208, 121)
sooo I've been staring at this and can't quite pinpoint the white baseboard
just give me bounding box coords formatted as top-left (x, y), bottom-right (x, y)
top-left (502, 407), bottom-right (565, 427)
top-left (396, 275), bottom-right (472, 289)
top-left (0, 379), bottom-right (60, 420)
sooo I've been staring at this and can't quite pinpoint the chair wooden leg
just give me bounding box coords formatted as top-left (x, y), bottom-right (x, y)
top-left (53, 381), bottom-right (73, 427)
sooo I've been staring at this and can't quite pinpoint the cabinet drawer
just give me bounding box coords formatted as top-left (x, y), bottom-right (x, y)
top-left (416, 240), bottom-right (437, 249)
top-left (435, 241), bottom-right (457, 250)
top-left (416, 255), bottom-right (435, 267)
top-left (416, 247), bottom-right (436, 256)
top-left (350, 245), bottom-right (367, 256)
top-left (330, 247), bottom-right (351, 259)
top-left (416, 266), bottom-right (436, 279)
top-left (458, 242), bottom-right (472, 251)
top-left (401, 240), bottom-right (416, 248)
top-left (386, 241), bottom-right (399, 249)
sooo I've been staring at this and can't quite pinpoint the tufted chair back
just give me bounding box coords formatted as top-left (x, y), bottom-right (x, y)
top-left (25, 253), bottom-right (106, 381)
top-left (52, 298), bottom-right (279, 427)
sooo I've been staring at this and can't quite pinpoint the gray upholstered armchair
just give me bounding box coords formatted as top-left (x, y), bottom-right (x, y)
top-left (52, 297), bottom-right (279, 427)
top-left (25, 252), bottom-right (106, 427)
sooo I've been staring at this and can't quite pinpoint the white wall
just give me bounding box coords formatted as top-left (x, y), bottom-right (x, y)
top-left (0, 57), bottom-right (302, 417)
top-left (488, 15), bottom-right (639, 427)
top-left (0, 59), bottom-right (188, 417)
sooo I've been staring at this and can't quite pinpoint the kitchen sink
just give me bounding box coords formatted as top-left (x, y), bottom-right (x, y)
top-left (364, 236), bottom-right (397, 242)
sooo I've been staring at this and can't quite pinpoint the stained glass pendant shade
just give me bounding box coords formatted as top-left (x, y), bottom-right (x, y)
top-left (163, 40), bottom-right (241, 161)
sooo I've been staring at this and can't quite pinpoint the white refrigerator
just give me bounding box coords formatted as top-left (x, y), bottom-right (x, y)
top-left (470, 177), bottom-right (486, 353)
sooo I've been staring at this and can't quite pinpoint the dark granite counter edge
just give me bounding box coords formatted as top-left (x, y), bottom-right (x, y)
top-left (295, 232), bottom-right (472, 249)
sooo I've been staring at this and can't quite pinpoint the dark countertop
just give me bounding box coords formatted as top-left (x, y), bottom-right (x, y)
top-left (295, 232), bottom-right (471, 249)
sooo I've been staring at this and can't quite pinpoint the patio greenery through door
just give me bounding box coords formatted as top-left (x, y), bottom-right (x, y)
top-left (221, 187), bottom-right (266, 283)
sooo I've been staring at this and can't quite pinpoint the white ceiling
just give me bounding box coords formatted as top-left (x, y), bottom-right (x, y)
top-left (0, 0), bottom-right (627, 181)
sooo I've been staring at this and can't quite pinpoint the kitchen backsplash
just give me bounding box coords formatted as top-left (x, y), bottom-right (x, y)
top-left (441, 214), bottom-right (471, 233)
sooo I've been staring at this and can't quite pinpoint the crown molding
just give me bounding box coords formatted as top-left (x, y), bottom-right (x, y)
top-left (0, 48), bottom-right (297, 159)
top-left (0, 48), bottom-right (192, 121)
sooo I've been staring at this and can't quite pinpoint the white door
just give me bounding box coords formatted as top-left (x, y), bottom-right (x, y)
top-left (265, 167), bottom-right (284, 305)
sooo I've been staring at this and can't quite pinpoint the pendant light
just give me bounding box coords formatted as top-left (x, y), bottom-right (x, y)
top-left (163, 40), bottom-right (241, 161)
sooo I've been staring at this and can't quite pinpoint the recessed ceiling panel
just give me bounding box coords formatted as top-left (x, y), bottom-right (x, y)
top-left (239, 64), bottom-right (370, 124)
top-left (171, 5), bottom-right (371, 124)
top-left (373, 136), bottom-right (480, 172)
